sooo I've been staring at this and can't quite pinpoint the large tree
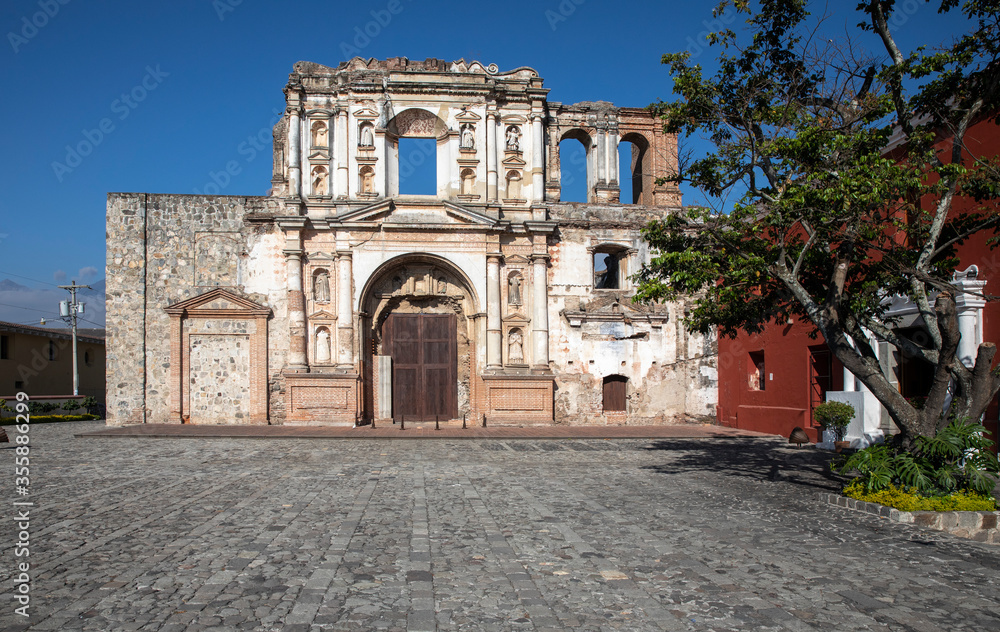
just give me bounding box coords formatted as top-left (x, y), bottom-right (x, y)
top-left (635, 0), bottom-right (1000, 447)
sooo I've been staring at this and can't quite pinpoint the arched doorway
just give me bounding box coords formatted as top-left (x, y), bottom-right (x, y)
top-left (359, 254), bottom-right (480, 422)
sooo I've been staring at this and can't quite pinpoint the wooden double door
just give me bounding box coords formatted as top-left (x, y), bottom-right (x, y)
top-left (383, 313), bottom-right (457, 420)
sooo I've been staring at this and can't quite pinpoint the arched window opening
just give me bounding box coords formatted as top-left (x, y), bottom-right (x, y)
top-left (558, 130), bottom-right (592, 202)
top-left (748, 350), bottom-right (765, 391)
top-left (84, 349), bottom-right (93, 367)
top-left (358, 166), bottom-right (376, 196)
top-left (603, 375), bottom-right (627, 412)
top-left (398, 137), bottom-right (437, 195)
top-left (48, 340), bottom-right (56, 361)
top-left (593, 245), bottom-right (628, 289)
top-left (618, 133), bottom-right (650, 205)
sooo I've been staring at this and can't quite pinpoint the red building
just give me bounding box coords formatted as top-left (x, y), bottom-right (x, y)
top-left (716, 114), bottom-right (1000, 448)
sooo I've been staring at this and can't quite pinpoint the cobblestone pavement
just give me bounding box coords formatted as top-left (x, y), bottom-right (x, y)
top-left (1, 421), bottom-right (999, 632)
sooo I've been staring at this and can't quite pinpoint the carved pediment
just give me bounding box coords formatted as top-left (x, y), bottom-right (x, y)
top-left (308, 309), bottom-right (337, 320)
top-left (354, 106), bottom-right (379, 120)
top-left (562, 294), bottom-right (667, 327)
top-left (502, 114), bottom-right (528, 124)
top-left (502, 155), bottom-right (526, 168)
top-left (456, 109), bottom-right (482, 122)
top-left (165, 289), bottom-right (270, 317)
top-left (504, 254), bottom-right (530, 265)
top-left (308, 149), bottom-right (330, 160)
top-left (331, 200), bottom-right (502, 229)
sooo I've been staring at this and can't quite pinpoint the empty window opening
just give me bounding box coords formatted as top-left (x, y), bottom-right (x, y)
top-left (593, 246), bottom-right (627, 289)
top-left (398, 137), bottom-right (437, 195)
top-left (0, 335), bottom-right (8, 359)
top-left (559, 134), bottom-right (590, 202)
top-left (48, 340), bottom-right (56, 361)
top-left (603, 375), bottom-right (627, 412)
top-left (84, 349), bottom-right (93, 367)
top-left (748, 351), bottom-right (765, 391)
top-left (618, 133), bottom-right (650, 205)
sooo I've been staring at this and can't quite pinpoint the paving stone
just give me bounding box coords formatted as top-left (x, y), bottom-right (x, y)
top-left (1, 421), bottom-right (999, 631)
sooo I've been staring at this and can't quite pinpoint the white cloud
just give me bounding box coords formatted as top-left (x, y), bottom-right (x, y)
top-left (79, 266), bottom-right (99, 280)
top-left (53, 270), bottom-right (67, 282)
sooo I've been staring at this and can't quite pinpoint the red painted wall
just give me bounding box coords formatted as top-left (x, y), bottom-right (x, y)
top-left (717, 322), bottom-right (843, 441)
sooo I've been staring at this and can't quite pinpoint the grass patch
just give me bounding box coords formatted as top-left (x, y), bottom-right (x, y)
top-left (842, 479), bottom-right (997, 512)
top-left (0, 414), bottom-right (100, 425)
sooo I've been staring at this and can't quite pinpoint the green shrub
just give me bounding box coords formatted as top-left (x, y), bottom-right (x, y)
top-left (61, 399), bottom-right (80, 412)
top-left (836, 417), bottom-right (1000, 495)
top-left (842, 479), bottom-right (996, 511)
top-left (0, 414), bottom-right (99, 425)
top-left (814, 401), bottom-right (855, 441)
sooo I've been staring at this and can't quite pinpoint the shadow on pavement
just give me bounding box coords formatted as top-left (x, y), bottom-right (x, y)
top-left (640, 438), bottom-right (847, 493)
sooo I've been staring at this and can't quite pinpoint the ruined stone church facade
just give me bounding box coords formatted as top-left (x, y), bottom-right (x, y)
top-left (106, 58), bottom-right (717, 426)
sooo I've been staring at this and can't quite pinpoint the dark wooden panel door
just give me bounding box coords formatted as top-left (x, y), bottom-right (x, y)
top-left (602, 375), bottom-right (627, 412)
top-left (385, 313), bottom-right (456, 420)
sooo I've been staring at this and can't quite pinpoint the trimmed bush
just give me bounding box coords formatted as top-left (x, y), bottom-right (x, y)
top-left (0, 414), bottom-right (99, 425)
top-left (842, 479), bottom-right (996, 512)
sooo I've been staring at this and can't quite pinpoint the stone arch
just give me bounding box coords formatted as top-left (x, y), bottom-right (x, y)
top-left (358, 253), bottom-right (481, 422)
top-left (386, 108), bottom-right (448, 138)
top-left (558, 128), bottom-right (595, 202)
top-left (386, 108), bottom-right (448, 197)
top-left (619, 132), bottom-right (651, 205)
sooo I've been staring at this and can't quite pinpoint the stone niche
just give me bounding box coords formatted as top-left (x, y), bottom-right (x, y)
top-left (164, 289), bottom-right (271, 424)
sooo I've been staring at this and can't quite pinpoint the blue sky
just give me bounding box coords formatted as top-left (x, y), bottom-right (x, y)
top-left (0, 0), bottom-right (977, 326)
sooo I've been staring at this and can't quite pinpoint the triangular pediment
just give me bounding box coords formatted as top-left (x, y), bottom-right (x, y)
top-left (332, 199), bottom-right (502, 229)
top-left (456, 109), bottom-right (482, 122)
top-left (308, 149), bottom-right (330, 160)
top-left (505, 254), bottom-right (530, 264)
top-left (165, 289), bottom-right (270, 316)
top-left (502, 155), bottom-right (526, 168)
top-left (354, 107), bottom-right (379, 120)
top-left (308, 309), bottom-right (337, 320)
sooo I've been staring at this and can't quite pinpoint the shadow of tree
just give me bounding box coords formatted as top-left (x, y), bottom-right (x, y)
top-left (640, 438), bottom-right (847, 493)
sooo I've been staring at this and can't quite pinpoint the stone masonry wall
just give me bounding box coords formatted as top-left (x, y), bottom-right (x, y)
top-left (106, 193), bottom-right (283, 426)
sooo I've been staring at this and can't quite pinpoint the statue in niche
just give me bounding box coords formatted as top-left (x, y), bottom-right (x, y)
top-left (311, 121), bottom-right (328, 147)
top-left (314, 271), bottom-right (330, 302)
top-left (508, 273), bottom-right (522, 305)
top-left (311, 167), bottom-right (328, 196)
top-left (316, 329), bottom-right (331, 364)
top-left (461, 124), bottom-right (475, 149)
top-left (437, 276), bottom-right (447, 294)
top-left (505, 125), bottom-right (520, 151)
top-left (359, 124), bottom-right (374, 147)
top-left (508, 329), bottom-right (524, 364)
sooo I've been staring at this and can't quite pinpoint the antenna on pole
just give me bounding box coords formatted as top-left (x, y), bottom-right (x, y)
top-left (58, 281), bottom-right (91, 397)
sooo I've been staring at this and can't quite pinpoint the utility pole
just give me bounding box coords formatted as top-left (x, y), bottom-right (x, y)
top-left (58, 281), bottom-right (91, 397)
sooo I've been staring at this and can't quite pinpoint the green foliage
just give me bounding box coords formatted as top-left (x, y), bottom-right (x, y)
top-left (813, 401), bottom-right (855, 440)
top-left (61, 399), bottom-right (80, 412)
top-left (842, 479), bottom-right (996, 512)
top-left (28, 401), bottom-right (58, 414)
top-left (837, 418), bottom-right (1000, 495)
top-left (0, 414), bottom-right (99, 425)
top-left (637, 0), bottom-right (1000, 440)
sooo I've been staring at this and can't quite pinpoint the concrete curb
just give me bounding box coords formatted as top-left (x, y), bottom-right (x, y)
top-left (819, 492), bottom-right (999, 544)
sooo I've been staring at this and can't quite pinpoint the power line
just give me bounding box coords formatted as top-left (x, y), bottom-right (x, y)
top-left (0, 270), bottom-right (62, 288)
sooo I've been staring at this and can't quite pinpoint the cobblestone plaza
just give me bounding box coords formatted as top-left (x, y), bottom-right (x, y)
top-left (2, 421), bottom-right (999, 631)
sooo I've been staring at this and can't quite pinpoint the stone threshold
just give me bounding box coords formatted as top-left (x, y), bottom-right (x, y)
top-left (819, 492), bottom-right (999, 544)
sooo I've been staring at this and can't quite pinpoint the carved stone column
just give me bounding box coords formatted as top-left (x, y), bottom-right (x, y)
top-left (531, 114), bottom-right (544, 202)
top-left (607, 125), bottom-right (619, 185)
top-left (287, 107), bottom-right (302, 199)
top-left (285, 250), bottom-right (308, 371)
top-left (596, 126), bottom-right (607, 185)
top-left (487, 109), bottom-right (498, 202)
top-left (531, 253), bottom-right (550, 368)
top-left (337, 250), bottom-right (354, 368)
top-left (336, 107), bottom-right (349, 198)
top-left (953, 266), bottom-right (987, 368)
top-left (486, 254), bottom-right (503, 369)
